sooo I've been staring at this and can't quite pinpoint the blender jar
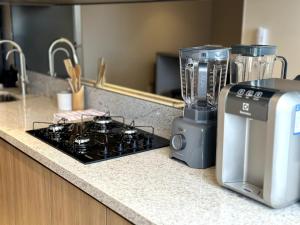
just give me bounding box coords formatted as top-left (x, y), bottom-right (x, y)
top-left (179, 45), bottom-right (230, 108)
top-left (230, 45), bottom-right (287, 83)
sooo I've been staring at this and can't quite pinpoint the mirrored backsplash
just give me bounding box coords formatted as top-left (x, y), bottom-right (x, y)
top-left (2, 0), bottom-right (243, 100)
top-left (11, 5), bottom-right (75, 78)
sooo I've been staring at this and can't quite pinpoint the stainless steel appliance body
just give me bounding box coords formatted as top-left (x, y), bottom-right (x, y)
top-left (216, 78), bottom-right (300, 208)
top-left (170, 46), bottom-right (230, 169)
top-left (230, 45), bottom-right (287, 83)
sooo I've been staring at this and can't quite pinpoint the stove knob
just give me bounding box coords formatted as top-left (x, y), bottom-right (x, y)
top-left (171, 134), bottom-right (186, 151)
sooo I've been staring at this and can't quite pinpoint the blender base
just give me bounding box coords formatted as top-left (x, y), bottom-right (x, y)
top-left (170, 109), bottom-right (217, 169)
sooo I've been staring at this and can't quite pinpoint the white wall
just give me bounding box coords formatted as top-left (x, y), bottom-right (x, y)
top-left (242, 0), bottom-right (300, 78)
top-left (81, 0), bottom-right (212, 92)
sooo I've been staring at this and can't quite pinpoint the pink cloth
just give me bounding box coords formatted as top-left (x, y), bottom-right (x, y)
top-left (53, 109), bottom-right (105, 123)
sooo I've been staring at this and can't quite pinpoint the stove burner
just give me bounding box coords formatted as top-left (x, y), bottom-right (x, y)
top-left (48, 124), bottom-right (65, 132)
top-left (93, 116), bottom-right (113, 124)
top-left (47, 124), bottom-right (67, 141)
top-left (90, 117), bottom-right (123, 134)
top-left (123, 127), bottom-right (137, 135)
top-left (89, 122), bottom-right (111, 134)
top-left (74, 136), bottom-right (90, 145)
top-left (74, 135), bottom-right (91, 155)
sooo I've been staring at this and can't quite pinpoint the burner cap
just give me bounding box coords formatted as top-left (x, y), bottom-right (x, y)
top-left (74, 136), bottom-right (90, 145)
top-left (93, 116), bottom-right (113, 124)
top-left (123, 127), bottom-right (137, 135)
top-left (48, 124), bottom-right (65, 132)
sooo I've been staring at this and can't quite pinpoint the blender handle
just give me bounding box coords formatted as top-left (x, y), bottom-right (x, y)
top-left (198, 62), bottom-right (208, 103)
top-left (275, 56), bottom-right (287, 79)
top-left (184, 62), bottom-right (194, 107)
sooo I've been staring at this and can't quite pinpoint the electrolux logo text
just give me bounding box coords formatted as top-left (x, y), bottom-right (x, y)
top-left (240, 102), bottom-right (251, 116)
top-left (242, 103), bottom-right (250, 111)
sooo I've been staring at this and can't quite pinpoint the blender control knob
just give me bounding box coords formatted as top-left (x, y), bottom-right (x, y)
top-left (171, 134), bottom-right (186, 151)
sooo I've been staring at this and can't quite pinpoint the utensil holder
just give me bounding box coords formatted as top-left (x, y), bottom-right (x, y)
top-left (72, 86), bottom-right (85, 111)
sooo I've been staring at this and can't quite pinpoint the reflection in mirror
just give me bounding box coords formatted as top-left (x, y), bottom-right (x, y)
top-left (1, 0), bottom-right (244, 101)
top-left (10, 5), bottom-right (76, 78)
top-left (80, 0), bottom-right (243, 99)
top-left (81, 0), bottom-right (214, 98)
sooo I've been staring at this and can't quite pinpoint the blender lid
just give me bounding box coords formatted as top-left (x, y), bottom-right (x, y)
top-left (179, 45), bottom-right (230, 60)
top-left (231, 44), bottom-right (277, 56)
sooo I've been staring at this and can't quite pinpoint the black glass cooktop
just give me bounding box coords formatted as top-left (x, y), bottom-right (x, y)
top-left (27, 119), bottom-right (169, 164)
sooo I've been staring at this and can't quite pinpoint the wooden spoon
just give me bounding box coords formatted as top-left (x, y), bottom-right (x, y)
top-left (74, 64), bottom-right (82, 90)
top-left (64, 59), bottom-right (78, 92)
top-left (96, 57), bottom-right (106, 87)
top-left (67, 78), bottom-right (75, 93)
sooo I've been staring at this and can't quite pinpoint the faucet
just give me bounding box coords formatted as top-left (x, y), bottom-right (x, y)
top-left (49, 47), bottom-right (70, 77)
top-left (0, 40), bottom-right (28, 97)
top-left (48, 37), bottom-right (79, 77)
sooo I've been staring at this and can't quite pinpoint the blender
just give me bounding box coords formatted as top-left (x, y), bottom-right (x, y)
top-left (170, 45), bottom-right (230, 169)
top-left (230, 45), bottom-right (287, 83)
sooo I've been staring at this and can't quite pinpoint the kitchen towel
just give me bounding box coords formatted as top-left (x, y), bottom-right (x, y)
top-left (53, 108), bottom-right (105, 123)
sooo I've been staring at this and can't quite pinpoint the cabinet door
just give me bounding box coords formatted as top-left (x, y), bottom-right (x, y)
top-left (50, 172), bottom-right (107, 225)
top-left (12, 142), bottom-right (52, 225)
top-left (0, 140), bottom-right (16, 225)
top-left (107, 208), bottom-right (133, 225)
top-left (0, 138), bottom-right (131, 225)
top-left (0, 138), bottom-right (106, 225)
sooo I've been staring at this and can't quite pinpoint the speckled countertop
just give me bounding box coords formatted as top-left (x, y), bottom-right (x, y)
top-left (0, 92), bottom-right (300, 225)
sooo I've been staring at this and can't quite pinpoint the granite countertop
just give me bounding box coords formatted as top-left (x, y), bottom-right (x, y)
top-left (0, 93), bottom-right (299, 225)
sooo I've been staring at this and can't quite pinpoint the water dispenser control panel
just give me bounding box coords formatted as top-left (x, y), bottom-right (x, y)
top-left (225, 85), bottom-right (278, 121)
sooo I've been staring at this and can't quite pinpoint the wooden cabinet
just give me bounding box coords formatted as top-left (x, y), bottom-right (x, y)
top-left (13, 143), bottom-right (52, 225)
top-left (107, 209), bottom-right (133, 225)
top-left (50, 171), bottom-right (106, 225)
top-left (0, 140), bottom-right (16, 225)
top-left (0, 138), bottom-right (133, 225)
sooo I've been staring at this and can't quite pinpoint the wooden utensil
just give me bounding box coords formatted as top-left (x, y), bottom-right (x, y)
top-left (64, 59), bottom-right (75, 79)
top-left (67, 78), bottom-right (75, 93)
top-left (64, 59), bottom-right (78, 92)
top-left (74, 64), bottom-right (81, 90)
top-left (96, 57), bottom-right (106, 87)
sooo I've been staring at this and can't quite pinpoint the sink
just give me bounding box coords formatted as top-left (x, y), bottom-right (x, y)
top-left (0, 93), bottom-right (18, 102)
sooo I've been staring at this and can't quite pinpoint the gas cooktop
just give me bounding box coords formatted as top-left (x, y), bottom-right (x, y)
top-left (27, 115), bottom-right (169, 164)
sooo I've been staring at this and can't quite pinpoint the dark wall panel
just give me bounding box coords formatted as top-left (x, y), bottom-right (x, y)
top-left (11, 5), bottom-right (74, 77)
